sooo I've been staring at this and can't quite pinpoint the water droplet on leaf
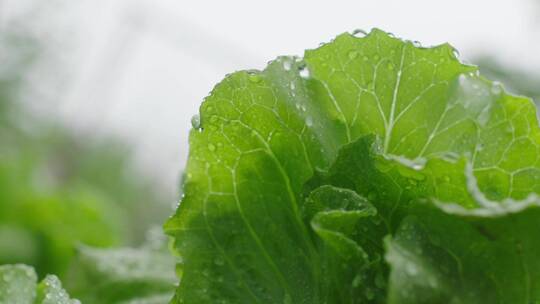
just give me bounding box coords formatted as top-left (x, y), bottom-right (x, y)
top-left (248, 72), bottom-right (262, 83)
top-left (191, 114), bottom-right (201, 129)
top-left (406, 262), bottom-right (418, 276)
top-left (351, 29), bottom-right (367, 37)
top-left (491, 81), bottom-right (503, 95)
top-left (299, 66), bottom-right (310, 79)
top-left (283, 60), bottom-right (292, 71)
top-left (306, 116), bottom-right (313, 127)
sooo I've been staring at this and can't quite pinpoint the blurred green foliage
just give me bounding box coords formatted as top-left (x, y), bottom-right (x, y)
top-left (0, 11), bottom-right (170, 281)
top-left (65, 228), bottom-right (177, 304)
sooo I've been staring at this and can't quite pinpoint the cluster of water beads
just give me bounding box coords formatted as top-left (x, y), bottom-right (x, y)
top-left (40, 275), bottom-right (81, 304)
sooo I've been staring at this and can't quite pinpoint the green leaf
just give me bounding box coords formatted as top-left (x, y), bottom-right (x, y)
top-left (386, 203), bottom-right (540, 304)
top-left (1, 82), bottom-right (169, 279)
top-left (0, 264), bottom-right (78, 304)
top-left (66, 229), bottom-right (177, 304)
top-left (36, 275), bottom-right (80, 304)
top-left (166, 28), bottom-right (540, 303)
top-left (311, 131), bottom-right (540, 302)
top-left (305, 185), bottom-right (387, 303)
top-left (0, 264), bottom-right (37, 304)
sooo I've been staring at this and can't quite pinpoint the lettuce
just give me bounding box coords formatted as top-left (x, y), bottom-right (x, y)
top-left (65, 229), bottom-right (178, 304)
top-left (165, 29), bottom-right (540, 303)
top-left (0, 229), bottom-right (177, 304)
top-left (0, 264), bottom-right (79, 303)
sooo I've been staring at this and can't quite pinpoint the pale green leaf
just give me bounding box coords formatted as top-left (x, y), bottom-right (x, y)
top-left (0, 264), bottom-right (78, 304)
top-left (0, 264), bottom-right (37, 304)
